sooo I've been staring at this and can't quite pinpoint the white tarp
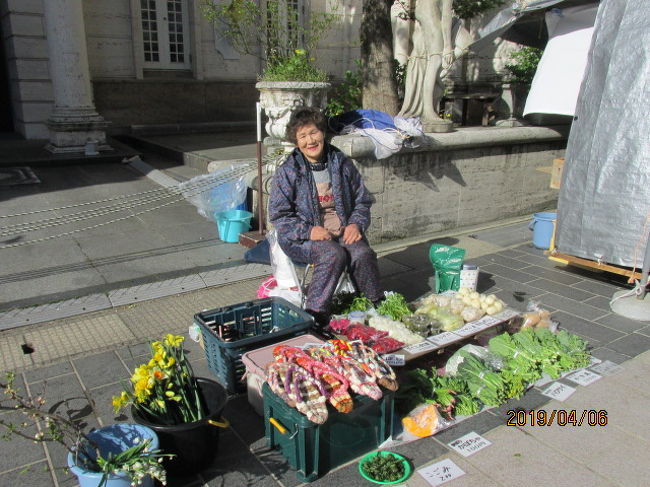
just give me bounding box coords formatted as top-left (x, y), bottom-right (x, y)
top-left (556, 0), bottom-right (650, 268)
top-left (524, 4), bottom-right (598, 117)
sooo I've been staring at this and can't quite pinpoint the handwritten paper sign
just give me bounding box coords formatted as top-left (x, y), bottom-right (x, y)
top-left (418, 459), bottom-right (465, 486)
top-left (454, 322), bottom-right (486, 337)
top-left (447, 432), bottom-right (492, 457)
top-left (565, 369), bottom-right (602, 386)
top-left (469, 314), bottom-right (500, 330)
top-left (403, 340), bottom-right (437, 355)
top-left (427, 331), bottom-right (461, 347)
top-left (541, 382), bottom-right (576, 402)
top-left (590, 360), bottom-right (623, 376)
top-left (383, 354), bottom-right (405, 366)
top-left (490, 308), bottom-right (520, 322)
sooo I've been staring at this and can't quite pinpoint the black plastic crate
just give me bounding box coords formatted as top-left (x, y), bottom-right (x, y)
top-left (194, 297), bottom-right (313, 393)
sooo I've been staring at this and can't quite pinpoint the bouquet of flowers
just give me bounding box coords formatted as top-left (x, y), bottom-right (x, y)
top-left (112, 334), bottom-right (206, 425)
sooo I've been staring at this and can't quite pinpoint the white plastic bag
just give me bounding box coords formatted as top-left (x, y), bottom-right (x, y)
top-left (267, 228), bottom-right (301, 289)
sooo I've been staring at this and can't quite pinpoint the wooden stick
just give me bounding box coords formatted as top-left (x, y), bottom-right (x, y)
top-left (548, 250), bottom-right (642, 280)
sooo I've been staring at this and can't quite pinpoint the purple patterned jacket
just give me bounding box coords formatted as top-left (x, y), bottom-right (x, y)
top-left (269, 144), bottom-right (372, 260)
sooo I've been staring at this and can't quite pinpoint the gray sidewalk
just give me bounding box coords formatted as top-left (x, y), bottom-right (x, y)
top-left (1, 221), bottom-right (649, 487)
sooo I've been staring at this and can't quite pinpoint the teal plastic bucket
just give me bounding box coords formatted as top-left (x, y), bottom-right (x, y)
top-left (216, 209), bottom-right (253, 243)
top-left (529, 211), bottom-right (557, 249)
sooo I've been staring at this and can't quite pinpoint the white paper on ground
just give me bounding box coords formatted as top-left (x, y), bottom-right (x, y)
top-left (590, 360), bottom-right (623, 376)
top-left (447, 431), bottom-right (492, 457)
top-left (541, 382), bottom-right (577, 401)
top-left (418, 459), bottom-right (466, 486)
top-left (565, 369), bottom-right (602, 386)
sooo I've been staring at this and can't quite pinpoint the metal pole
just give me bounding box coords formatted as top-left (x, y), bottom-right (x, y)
top-left (638, 231), bottom-right (650, 300)
top-left (256, 102), bottom-right (265, 235)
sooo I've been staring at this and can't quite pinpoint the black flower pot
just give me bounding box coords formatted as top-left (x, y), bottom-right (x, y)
top-left (131, 377), bottom-right (229, 475)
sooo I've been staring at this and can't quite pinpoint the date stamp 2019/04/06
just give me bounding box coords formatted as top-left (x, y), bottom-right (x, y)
top-left (506, 409), bottom-right (608, 427)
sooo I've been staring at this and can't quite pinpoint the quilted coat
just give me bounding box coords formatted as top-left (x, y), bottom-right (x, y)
top-left (268, 144), bottom-right (372, 261)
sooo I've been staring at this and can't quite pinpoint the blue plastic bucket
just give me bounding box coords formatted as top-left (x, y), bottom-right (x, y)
top-left (216, 209), bottom-right (253, 243)
top-left (67, 424), bottom-right (158, 487)
top-left (529, 211), bottom-right (557, 249)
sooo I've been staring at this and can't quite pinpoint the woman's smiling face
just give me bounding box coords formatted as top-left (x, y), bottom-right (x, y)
top-left (296, 123), bottom-right (325, 163)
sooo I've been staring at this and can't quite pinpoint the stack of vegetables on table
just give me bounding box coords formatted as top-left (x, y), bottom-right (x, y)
top-left (397, 327), bottom-right (591, 437)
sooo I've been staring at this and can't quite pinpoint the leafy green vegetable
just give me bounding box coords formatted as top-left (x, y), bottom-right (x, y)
top-left (377, 292), bottom-right (412, 321)
top-left (454, 351), bottom-right (507, 406)
top-left (362, 453), bottom-right (405, 482)
top-left (330, 292), bottom-right (372, 314)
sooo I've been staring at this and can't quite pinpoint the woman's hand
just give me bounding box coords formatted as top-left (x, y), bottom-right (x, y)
top-left (342, 224), bottom-right (362, 244)
top-left (310, 226), bottom-right (332, 241)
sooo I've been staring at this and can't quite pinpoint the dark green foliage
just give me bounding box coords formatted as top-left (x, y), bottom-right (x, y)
top-left (362, 453), bottom-right (405, 482)
top-left (453, 0), bottom-right (505, 20)
top-left (325, 60), bottom-right (363, 116)
top-left (504, 47), bottom-right (544, 84)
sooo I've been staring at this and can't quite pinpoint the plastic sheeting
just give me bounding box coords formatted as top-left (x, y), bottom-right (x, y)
top-left (556, 0), bottom-right (650, 268)
top-left (523, 4), bottom-right (598, 117)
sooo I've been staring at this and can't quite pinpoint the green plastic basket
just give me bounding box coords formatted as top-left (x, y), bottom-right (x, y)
top-left (358, 451), bottom-right (411, 485)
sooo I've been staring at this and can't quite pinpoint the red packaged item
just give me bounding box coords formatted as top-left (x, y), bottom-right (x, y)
top-left (329, 318), bottom-right (352, 334)
top-left (344, 324), bottom-right (388, 343)
top-left (370, 336), bottom-right (405, 354)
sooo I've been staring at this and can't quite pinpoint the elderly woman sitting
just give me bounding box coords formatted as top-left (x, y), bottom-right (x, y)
top-left (269, 107), bottom-right (383, 327)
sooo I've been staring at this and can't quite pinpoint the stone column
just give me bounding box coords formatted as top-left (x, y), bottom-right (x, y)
top-left (43, 0), bottom-right (111, 153)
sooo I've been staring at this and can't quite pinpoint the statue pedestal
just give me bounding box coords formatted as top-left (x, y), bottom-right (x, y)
top-left (422, 119), bottom-right (453, 133)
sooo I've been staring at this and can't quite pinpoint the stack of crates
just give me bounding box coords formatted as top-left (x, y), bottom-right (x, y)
top-left (263, 383), bottom-right (395, 482)
top-left (194, 297), bottom-right (313, 393)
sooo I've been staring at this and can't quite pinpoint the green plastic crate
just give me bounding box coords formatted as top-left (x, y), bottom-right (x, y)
top-left (194, 297), bottom-right (313, 393)
top-left (263, 383), bottom-right (395, 482)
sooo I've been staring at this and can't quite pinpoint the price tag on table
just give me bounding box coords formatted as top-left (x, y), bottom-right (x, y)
top-left (403, 340), bottom-right (437, 355)
top-left (541, 382), bottom-right (576, 402)
top-left (490, 308), bottom-right (520, 322)
top-left (565, 369), bottom-right (602, 386)
top-left (469, 315), bottom-right (500, 330)
top-left (427, 331), bottom-right (461, 347)
top-left (590, 360), bottom-right (623, 376)
top-left (454, 322), bottom-right (486, 337)
top-left (447, 431), bottom-right (491, 457)
top-left (418, 459), bottom-right (465, 486)
top-left (382, 354), bottom-right (405, 366)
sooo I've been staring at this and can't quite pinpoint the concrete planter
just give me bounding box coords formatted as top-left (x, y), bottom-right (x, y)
top-left (256, 81), bottom-right (331, 152)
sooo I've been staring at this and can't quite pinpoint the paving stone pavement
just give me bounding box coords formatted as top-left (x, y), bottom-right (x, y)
top-left (1, 225), bottom-right (648, 487)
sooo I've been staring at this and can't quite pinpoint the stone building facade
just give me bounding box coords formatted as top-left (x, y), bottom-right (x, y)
top-left (0, 0), bottom-right (361, 141)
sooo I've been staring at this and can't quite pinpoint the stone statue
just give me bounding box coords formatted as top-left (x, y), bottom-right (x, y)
top-left (398, 0), bottom-right (454, 132)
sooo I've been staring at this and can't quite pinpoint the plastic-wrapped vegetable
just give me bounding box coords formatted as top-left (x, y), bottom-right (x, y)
top-left (461, 306), bottom-right (484, 323)
top-left (368, 315), bottom-right (423, 345)
top-left (371, 336), bottom-right (405, 354)
top-left (344, 324), bottom-right (388, 343)
top-left (437, 310), bottom-right (464, 332)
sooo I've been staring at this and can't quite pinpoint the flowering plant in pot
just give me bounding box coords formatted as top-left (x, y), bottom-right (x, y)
top-left (112, 334), bottom-right (229, 474)
top-left (202, 0), bottom-right (335, 148)
top-left (0, 372), bottom-right (169, 487)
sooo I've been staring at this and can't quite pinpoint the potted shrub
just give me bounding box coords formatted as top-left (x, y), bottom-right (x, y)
top-left (500, 46), bottom-right (544, 124)
top-left (201, 0), bottom-right (336, 148)
top-left (112, 334), bottom-right (229, 475)
top-left (0, 373), bottom-right (169, 487)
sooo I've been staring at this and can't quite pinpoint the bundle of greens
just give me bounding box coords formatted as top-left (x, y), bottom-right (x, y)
top-left (489, 328), bottom-right (591, 380)
top-left (377, 292), bottom-right (412, 321)
top-left (330, 292), bottom-right (373, 314)
top-left (453, 351), bottom-right (508, 406)
top-left (395, 368), bottom-right (480, 419)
